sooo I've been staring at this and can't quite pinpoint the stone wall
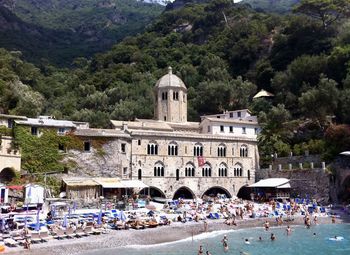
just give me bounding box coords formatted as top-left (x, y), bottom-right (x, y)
top-left (271, 155), bottom-right (322, 170)
top-left (256, 168), bottom-right (330, 204)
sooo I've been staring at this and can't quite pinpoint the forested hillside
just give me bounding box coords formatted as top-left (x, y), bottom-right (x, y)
top-left (241, 0), bottom-right (299, 13)
top-left (1, 0), bottom-right (350, 163)
top-left (0, 0), bottom-right (163, 66)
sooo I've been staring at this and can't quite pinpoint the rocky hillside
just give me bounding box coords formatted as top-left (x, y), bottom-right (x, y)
top-left (0, 0), bottom-right (164, 66)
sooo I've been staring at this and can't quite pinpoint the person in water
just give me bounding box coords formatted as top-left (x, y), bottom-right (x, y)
top-left (244, 238), bottom-right (250, 244)
top-left (206, 251), bottom-right (212, 255)
top-left (286, 225), bottom-right (292, 235)
top-left (198, 245), bottom-right (204, 255)
top-left (222, 235), bottom-right (229, 252)
top-left (271, 233), bottom-right (276, 241)
top-left (258, 236), bottom-right (262, 241)
top-left (264, 221), bottom-right (270, 231)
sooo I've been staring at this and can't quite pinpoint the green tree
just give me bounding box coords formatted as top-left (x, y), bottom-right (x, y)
top-left (294, 0), bottom-right (350, 29)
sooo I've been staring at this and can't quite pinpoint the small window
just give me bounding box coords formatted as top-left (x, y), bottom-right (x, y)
top-left (121, 143), bottom-right (126, 153)
top-left (237, 111), bottom-right (241, 118)
top-left (123, 167), bottom-right (128, 176)
top-left (138, 169), bottom-right (142, 180)
top-left (7, 119), bottom-right (13, 129)
top-left (84, 141), bottom-right (91, 152)
top-left (229, 112), bottom-right (233, 118)
top-left (217, 116), bottom-right (220, 118)
top-left (255, 128), bottom-right (258, 135)
top-left (58, 127), bottom-right (65, 134)
top-left (31, 127), bottom-right (38, 136)
top-left (229, 126), bottom-right (233, 133)
top-left (242, 127), bottom-right (246, 134)
top-left (164, 116), bottom-right (167, 121)
top-left (220, 126), bottom-right (224, 132)
top-left (207, 126), bottom-right (211, 132)
top-left (176, 169), bottom-right (180, 181)
top-left (138, 140), bottom-right (141, 146)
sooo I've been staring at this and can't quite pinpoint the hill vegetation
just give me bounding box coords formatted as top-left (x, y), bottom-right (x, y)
top-left (1, 0), bottom-right (350, 164)
top-left (0, 0), bottom-right (164, 66)
top-left (241, 0), bottom-right (299, 13)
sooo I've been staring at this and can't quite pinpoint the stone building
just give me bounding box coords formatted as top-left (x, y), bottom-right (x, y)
top-left (108, 67), bottom-right (260, 199)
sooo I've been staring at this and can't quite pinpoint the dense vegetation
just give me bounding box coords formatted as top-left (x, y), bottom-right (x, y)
top-left (1, 0), bottom-right (350, 166)
top-left (241, 0), bottom-right (299, 13)
top-left (0, 0), bottom-right (163, 66)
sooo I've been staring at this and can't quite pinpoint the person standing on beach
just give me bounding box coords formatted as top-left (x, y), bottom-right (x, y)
top-left (204, 220), bottom-right (208, 232)
top-left (331, 215), bottom-right (336, 224)
top-left (313, 215), bottom-right (318, 225)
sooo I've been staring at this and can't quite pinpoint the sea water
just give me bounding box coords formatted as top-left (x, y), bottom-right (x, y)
top-left (83, 224), bottom-right (350, 255)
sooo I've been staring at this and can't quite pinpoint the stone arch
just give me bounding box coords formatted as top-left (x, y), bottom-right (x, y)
top-left (0, 167), bottom-right (16, 183)
top-left (173, 186), bottom-right (195, 199)
top-left (237, 185), bottom-right (251, 200)
top-left (139, 186), bottom-right (166, 198)
top-left (202, 186), bottom-right (231, 198)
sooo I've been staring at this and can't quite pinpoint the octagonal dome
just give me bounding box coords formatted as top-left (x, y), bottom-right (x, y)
top-left (155, 67), bottom-right (187, 90)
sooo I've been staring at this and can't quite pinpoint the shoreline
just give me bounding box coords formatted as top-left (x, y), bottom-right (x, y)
top-left (6, 215), bottom-right (345, 255)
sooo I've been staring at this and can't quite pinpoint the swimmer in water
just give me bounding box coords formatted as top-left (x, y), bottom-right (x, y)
top-left (206, 251), bottom-right (212, 255)
top-left (264, 221), bottom-right (270, 231)
top-left (222, 235), bottom-right (229, 252)
top-left (286, 225), bottom-right (291, 235)
top-left (271, 233), bottom-right (276, 241)
top-left (258, 236), bottom-right (262, 241)
top-left (244, 238), bottom-right (250, 244)
top-left (313, 233), bottom-right (316, 236)
top-left (198, 245), bottom-right (204, 255)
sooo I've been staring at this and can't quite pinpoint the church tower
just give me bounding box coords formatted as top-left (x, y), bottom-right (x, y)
top-left (154, 67), bottom-right (187, 123)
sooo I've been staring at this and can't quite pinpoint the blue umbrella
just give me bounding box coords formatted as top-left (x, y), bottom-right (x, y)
top-left (97, 209), bottom-right (102, 225)
top-left (68, 206), bottom-right (71, 216)
top-left (120, 211), bottom-right (127, 222)
top-left (24, 205), bottom-right (29, 228)
top-left (62, 214), bottom-right (68, 228)
top-left (0, 218), bottom-right (4, 231)
top-left (35, 208), bottom-right (40, 232)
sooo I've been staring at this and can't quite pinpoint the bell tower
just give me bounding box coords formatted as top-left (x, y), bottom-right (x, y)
top-left (154, 67), bottom-right (187, 123)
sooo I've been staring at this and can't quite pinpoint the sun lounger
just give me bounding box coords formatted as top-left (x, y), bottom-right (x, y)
top-left (84, 226), bottom-right (93, 235)
top-left (65, 228), bottom-right (76, 238)
top-left (56, 229), bottom-right (67, 239)
top-left (4, 238), bottom-right (18, 247)
top-left (30, 232), bottom-right (42, 243)
top-left (40, 231), bottom-right (52, 241)
top-left (92, 226), bottom-right (102, 235)
top-left (75, 227), bottom-right (87, 237)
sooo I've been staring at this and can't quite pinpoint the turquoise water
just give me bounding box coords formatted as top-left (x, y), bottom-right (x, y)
top-left (84, 224), bottom-right (350, 255)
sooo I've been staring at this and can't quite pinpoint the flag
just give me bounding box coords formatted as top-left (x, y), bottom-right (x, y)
top-left (197, 156), bottom-right (205, 167)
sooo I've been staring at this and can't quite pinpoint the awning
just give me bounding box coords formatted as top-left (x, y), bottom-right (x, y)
top-left (121, 180), bottom-right (148, 188)
top-left (93, 178), bottom-right (121, 188)
top-left (340, 151), bottom-right (350, 156)
top-left (62, 178), bottom-right (98, 187)
top-left (7, 185), bottom-right (23, 190)
top-left (249, 178), bottom-right (290, 188)
top-left (277, 183), bottom-right (291, 189)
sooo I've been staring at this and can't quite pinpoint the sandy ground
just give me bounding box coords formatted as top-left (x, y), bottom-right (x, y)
top-left (4, 214), bottom-right (344, 255)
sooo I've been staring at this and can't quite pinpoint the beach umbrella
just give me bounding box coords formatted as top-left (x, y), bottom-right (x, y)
top-left (62, 214), bottom-right (68, 228)
top-left (97, 209), bottom-right (102, 225)
top-left (51, 205), bottom-right (56, 218)
top-left (68, 206), bottom-right (71, 216)
top-left (35, 208), bottom-right (40, 232)
top-left (120, 211), bottom-right (127, 222)
top-left (24, 204), bottom-right (29, 228)
top-left (73, 202), bottom-right (77, 213)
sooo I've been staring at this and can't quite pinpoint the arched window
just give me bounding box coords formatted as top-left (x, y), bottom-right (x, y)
top-left (218, 163), bottom-right (227, 177)
top-left (234, 163), bottom-right (243, 177)
top-left (162, 92), bottom-right (168, 100)
top-left (147, 142), bottom-right (158, 155)
top-left (217, 144), bottom-right (226, 157)
top-left (138, 169), bottom-right (142, 180)
top-left (173, 91), bottom-right (179, 101)
top-left (154, 162), bottom-right (165, 177)
top-left (168, 142), bottom-right (178, 156)
top-left (240, 145), bottom-right (248, 157)
top-left (202, 163), bottom-right (212, 177)
top-left (185, 162), bottom-right (195, 177)
top-left (194, 143), bottom-right (203, 157)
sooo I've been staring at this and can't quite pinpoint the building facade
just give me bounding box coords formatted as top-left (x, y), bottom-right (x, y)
top-left (109, 67), bottom-right (260, 199)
